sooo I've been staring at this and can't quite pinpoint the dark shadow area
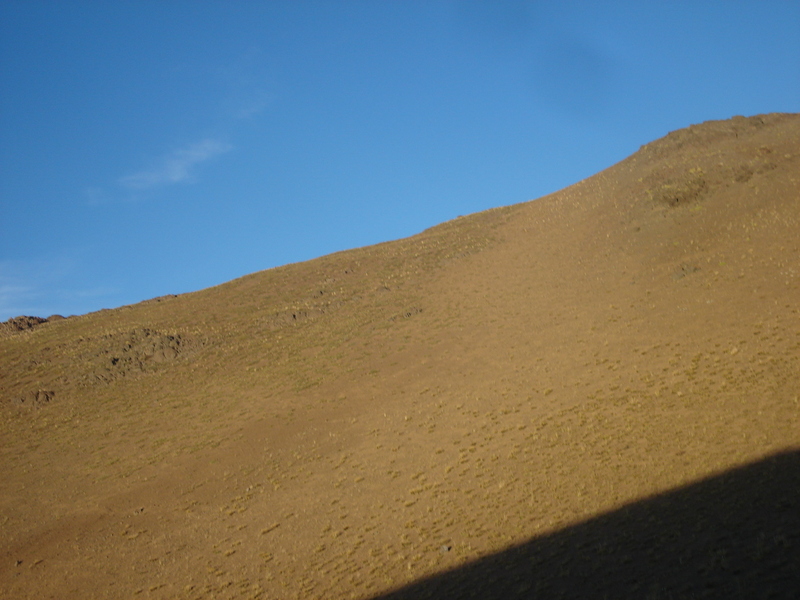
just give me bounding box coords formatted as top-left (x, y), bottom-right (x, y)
top-left (372, 450), bottom-right (800, 599)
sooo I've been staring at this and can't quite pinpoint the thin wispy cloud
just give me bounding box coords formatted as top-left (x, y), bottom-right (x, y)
top-left (0, 283), bottom-right (34, 319)
top-left (0, 256), bottom-right (116, 320)
top-left (235, 94), bottom-right (271, 119)
top-left (0, 258), bottom-right (63, 319)
top-left (119, 139), bottom-right (232, 190)
top-left (2, 259), bottom-right (40, 307)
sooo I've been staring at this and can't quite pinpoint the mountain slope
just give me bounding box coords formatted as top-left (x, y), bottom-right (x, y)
top-left (1, 113), bottom-right (799, 599)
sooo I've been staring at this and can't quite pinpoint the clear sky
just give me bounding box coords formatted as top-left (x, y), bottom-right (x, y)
top-left (1, 1), bottom-right (798, 320)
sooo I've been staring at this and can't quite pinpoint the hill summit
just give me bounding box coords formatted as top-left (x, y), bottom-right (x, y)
top-left (2, 113), bottom-right (799, 599)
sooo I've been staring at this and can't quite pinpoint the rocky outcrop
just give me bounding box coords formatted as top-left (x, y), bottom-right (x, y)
top-left (0, 315), bottom-right (66, 337)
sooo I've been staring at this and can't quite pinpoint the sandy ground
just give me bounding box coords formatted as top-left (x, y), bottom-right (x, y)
top-left (2, 113), bottom-right (799, 598)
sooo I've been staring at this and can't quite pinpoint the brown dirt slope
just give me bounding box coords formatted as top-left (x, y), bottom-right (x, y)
top-left (1, 113), bottom-right (798, 599)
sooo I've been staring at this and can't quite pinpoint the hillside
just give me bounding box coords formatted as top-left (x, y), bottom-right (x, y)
top-left (2, 113), bottom-right (799, 599)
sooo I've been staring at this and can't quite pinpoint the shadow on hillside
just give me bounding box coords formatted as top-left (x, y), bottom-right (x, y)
top-left (372, 450), bottom-right (800, 600)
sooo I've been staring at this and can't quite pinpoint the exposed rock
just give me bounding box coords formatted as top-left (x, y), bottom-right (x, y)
top-left (8, 389), bottom-right (55, 408)
top-left (1, 315), bottom-right (48, 333)
top-left (85, 328), bottom-right (196, 383)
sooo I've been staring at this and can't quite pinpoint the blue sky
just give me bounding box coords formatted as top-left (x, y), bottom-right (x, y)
top-left (1, 1), bottom-right (798, 320)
